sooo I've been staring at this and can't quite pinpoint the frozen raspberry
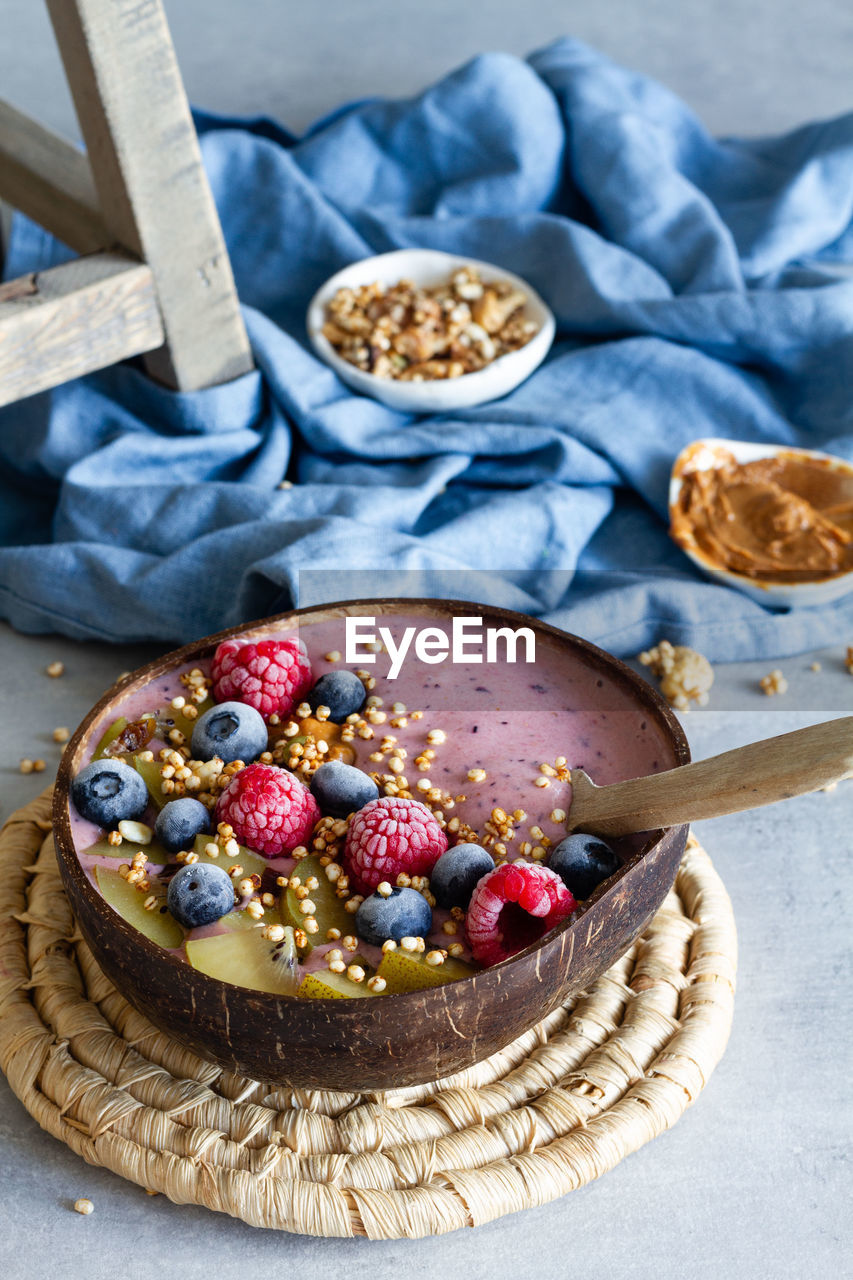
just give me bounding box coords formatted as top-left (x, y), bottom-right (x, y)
top-left (215, 762), bottom-right (319, 858)
top-left (211, 638), bottom-right (312, 719)
top-left (465, 862), bottom-right (576, 967)
top-left (344, 796), bottom-right (448, 893)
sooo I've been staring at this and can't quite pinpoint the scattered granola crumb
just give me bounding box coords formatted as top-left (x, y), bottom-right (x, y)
top-left (810, 662), bottom-right (822, 673)
top-left (760, 669), bottom-right (788, 696)
top-left (19, 758), bottom-right (34, 774)
top-left (53, 727), bottom-right (70, 743)
top-left (73, 1198), bottom-right (94, 1215)
top-left (46, 661), bottom-right (65, 678)
top-left (638, 640), bottom-right (714, 711)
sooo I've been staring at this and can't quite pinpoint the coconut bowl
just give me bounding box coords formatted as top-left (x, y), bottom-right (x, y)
top-left (53, 599), bottom-right (689, 1091)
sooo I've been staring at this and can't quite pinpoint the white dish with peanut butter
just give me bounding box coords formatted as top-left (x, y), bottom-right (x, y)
top-left (669, 438), bottom-right (853, 608)
top-left (306, 249), bottom-right (555, 412)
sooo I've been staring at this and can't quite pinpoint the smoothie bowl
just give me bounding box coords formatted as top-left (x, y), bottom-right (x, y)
top-left (53, 600), bottom-right (689, 1090)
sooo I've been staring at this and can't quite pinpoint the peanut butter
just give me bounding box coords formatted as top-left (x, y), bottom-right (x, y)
top-left (670, 445), bottom-right (853, 582)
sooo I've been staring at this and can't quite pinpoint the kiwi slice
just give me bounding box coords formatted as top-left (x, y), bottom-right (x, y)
top-left (297, 967), bottom-right (376, 999)
top-left (91, 717), bottom-right (128, 760)
top-left (132, 754), bottom-right (168, 809)
top-left (94, 865), bottom-right (183, 949)
top-left (185, 918), bottom-right (299, 995)
top-left (376, 948), bottom-right (475, 994)
top-left (190, 834), bottom-right (267, 877)
top-left (82, 835), bottom-right (169, 863)
top-left (282, 854), bottom-right (352, 947)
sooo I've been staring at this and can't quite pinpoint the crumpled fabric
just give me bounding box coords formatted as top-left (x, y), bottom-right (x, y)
top-left (1, 37), bottom-right (852, 659)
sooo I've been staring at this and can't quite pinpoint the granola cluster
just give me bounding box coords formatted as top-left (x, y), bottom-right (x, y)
top-left (638, 640), bottom-right (714, 712)
top-left (322, 266), bottom-right (538, 381)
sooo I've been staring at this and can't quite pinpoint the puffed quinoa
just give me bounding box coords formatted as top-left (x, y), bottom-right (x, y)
top-left (73, 1198), bottom-right (94, 1215)
top-left (639, 639), bottom-right (714, 711)
top-left (46, 661), bottom-right (65, 677)
top-left (760, 669), bottom-right (788, 696)
top-left (53, 726), bottom-right (70, 743)
top-left (367, 975), bottom-right (387, 993)
top-left (467, 767), bottom-right (487, 782)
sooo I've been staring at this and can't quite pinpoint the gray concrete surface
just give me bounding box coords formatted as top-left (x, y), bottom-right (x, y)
top-left (1, 1), bottom-right (852, 1276)
top-left (1, 0), bottom-right (852, 139)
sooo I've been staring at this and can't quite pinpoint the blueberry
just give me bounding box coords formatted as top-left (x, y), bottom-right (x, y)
top-left (155, 798), bottom-right (212, 854)
top-left (307, 670), bottom-right (365, 722)
top-left (71, 758), bottom-right (149, 827)
top-left (355, 887), bottom-right (432, 946)
top-left (167, 862), bottom-right (235, 928)
top-left (191, 700), bottom-right (267, 764)
top-left (310, 760), bottom-right (379, 818)
top-left (430, 843), bottom-right (494, 909)
top-left (549, 833), bottom-right (619, 899)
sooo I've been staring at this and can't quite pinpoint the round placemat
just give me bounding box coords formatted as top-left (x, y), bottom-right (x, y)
top-left (0, 790), bottom-right (736, 1239)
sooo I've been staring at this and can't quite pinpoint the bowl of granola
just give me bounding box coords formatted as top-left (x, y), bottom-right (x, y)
top-left (306, 249), bottom-right (555, 412)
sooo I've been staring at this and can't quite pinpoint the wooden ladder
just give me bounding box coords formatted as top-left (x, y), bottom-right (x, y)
top-left (0, 0), bottom-right (254, 409)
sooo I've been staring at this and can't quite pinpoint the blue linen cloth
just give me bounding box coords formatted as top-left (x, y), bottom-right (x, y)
top-left (2, 38), bottom-right (853, 660)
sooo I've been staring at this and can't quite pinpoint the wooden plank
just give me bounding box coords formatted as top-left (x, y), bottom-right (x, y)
top-left (46, 0), bottom-right (253, 391)
top-left (0, 99), bottom-right (110, 254)
top-left (0, 251), bottom-right (164, 408)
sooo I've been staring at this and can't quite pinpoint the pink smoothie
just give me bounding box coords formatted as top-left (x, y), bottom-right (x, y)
top-left (69, 607), bottom-right (678, 981)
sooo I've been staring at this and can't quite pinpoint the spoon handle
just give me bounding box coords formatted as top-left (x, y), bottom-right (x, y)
top-left (568, 716), bottom-right (853, 838)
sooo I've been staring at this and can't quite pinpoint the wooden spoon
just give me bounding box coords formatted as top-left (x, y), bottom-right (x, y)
top-left (569, 716), bottom-right (853, 837)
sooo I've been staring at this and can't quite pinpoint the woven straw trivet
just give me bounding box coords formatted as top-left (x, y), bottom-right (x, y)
top-left (0, 790), bottom-right (736, 1239)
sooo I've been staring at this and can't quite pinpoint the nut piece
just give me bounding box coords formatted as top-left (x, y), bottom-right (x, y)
top-left (117, 819), bottom-right (152, 845)
top-left (322, 267), bottom-right (537, 382)
top-left (638, 639), bottom-right (714, 711)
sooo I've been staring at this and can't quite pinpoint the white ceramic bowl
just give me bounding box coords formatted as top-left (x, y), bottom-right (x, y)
top-left (668, 437), bottom-right (853, 608)
top-left (306, 248), bottom-right (555, 413)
